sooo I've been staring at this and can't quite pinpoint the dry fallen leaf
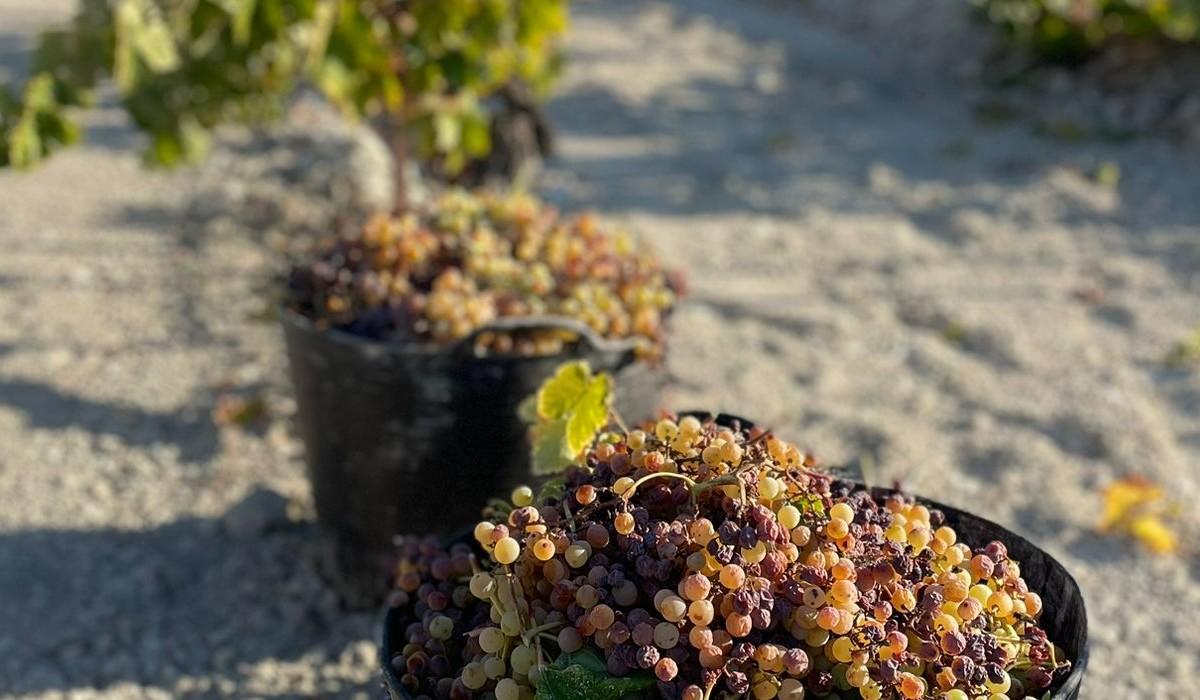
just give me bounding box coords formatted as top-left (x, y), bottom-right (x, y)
top-left (1099, 475), bottom-right (1179, 554)
top-left (212, 392), bottom-right (269, 428)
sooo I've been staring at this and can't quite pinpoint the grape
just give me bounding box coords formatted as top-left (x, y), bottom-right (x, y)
top-left (429, 615), bottom-right (455, 641)
top-left (988, 590), bottom-right (1015, 618)
top-left (829, 579), bottom-right (857, 604)
top-left (908, 525), bottom-right (933, 550)
top-left (575, 584), bottom-right (599, 609)
top-left (557, 627), bottom-right (583, 653)
top-left (469, 572), bottom-right (495, 599)
top-left (778, 678), bottom-right (805, 700)
top-left (460, 662), bottom-right (487, 690)
top-left (386, 416), bottom-right (1071, 700)
top-left (653, 622), bottom-right (680, 649)
top-left (612, 579), bottom-right (638, 606)
top-left (725, 612), bottom-right (752, 637)
top-left (899, 672), bottom-right (926, 698)
top-left (829, 636), bottom-right (854, 663)
top-left (574, 484), bottom-right (596, 505)
top-left (500, 609), bottom-right (522, 637)
top-left (719, 564), bottom-right (745, 590)
top-left (687, 599), bottom-right (715, 626)
top-left (531, 537), bottom-right (556, 562)
top-left (511, 486), bottom-right (534, 507)
top-left (474, 521), bottom-right (496, 545)
top-left (699, 645), bottom-right (724, 669)
top-left (483, 655), bottom-right (506, 679)
top-left (688, 625), bottom-right (713, 649)
top-left (777, 504), bottom-right (801, 531)
top-left (564, 541), bottom-right (591, 568)
top-left (655, 657), bottom-right (679, 681)
top-left (493, 537), bottom-right (521, 565)
top-left (589, 604), bottom-right (615, 630)
top-left (479, 626), bottom-right (505, 654)
top-left (659, 595), bottom-right (687, 623)
top-left (829, 502), bottom-right (855, 523)
top-left (510, 644), bottom-right (535, 674)
top-left (494, 677), bottom-right (521, 700)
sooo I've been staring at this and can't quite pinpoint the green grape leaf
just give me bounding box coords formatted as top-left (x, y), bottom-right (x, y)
top-left (536, 476), bottom-right (567, 504)
top-left (792, 492), bottom-right (826, 520)
top-left (4, 74), bottom-right (78, 168)
top-left (7, 109), bottom-right (42, 169)
top-left (530, 417), bottom-right (573, 476)
top-left (2, 0), bottom-right (570, 180)
top-left (535, 650), bottom-right (655, 700)
top-left (529, 361), bottom-right (612, 475)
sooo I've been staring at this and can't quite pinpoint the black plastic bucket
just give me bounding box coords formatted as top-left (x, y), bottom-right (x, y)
top-left (378, 413), bottom-right (1088, 697)
top-left (283, 311), bottom-right (666, 606)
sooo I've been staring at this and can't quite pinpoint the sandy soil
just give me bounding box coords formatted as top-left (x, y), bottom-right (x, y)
top-left (1, 0), bottom-right (1198, 697)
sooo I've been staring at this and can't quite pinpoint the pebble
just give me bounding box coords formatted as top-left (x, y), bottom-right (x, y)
top-left (222, 487), bottom-right (291, 540)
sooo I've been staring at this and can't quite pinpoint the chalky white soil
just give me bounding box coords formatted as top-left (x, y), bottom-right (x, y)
top-left (1, 0), bottom-right (1197, 698)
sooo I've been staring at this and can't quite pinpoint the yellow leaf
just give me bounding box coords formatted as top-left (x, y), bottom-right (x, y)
top-left (1130, 515), bottom-right (1179, 554)
top-left (536, 361), bottom-right (590, 420)
top-left (1099, 475), bottom-right (1181, 555)
top-left (1099, 475), bottom-right (1163, 531)
top-left (529, 361), bottom-right (613, 476)
top-left (565, 372), bottom-right (611, 455)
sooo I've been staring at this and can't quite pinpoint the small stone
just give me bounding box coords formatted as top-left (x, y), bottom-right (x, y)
top-left (223, 487), bottom-right (290, 539)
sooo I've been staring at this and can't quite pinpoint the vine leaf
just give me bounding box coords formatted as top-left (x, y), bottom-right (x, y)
top-left (535, 650), bottom-right (655, 700)
top-left (2, 74), bottom-right (79, 168)
top-left (528, 361), bottom-right (612, 475)
top-left (530, 417), bottom-right (573, 476)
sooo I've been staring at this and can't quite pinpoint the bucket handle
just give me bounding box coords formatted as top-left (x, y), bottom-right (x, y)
top-left (449, 316), bottom-right (641, 371)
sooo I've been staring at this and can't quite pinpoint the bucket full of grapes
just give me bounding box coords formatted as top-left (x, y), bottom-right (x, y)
top-left (378, 412), bottom-right (1086, 699)
top-left (283, 190), bottom-right (677, 606)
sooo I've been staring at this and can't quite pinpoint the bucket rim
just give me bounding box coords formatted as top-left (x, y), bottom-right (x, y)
top-left (280, 306), bottom-right (645, 362)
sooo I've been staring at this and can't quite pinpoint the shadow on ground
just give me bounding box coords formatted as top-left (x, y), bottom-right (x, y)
top-left (0, 510), bottom-right (375, 696)
top-left (0, 378), bottom-right (221, 463)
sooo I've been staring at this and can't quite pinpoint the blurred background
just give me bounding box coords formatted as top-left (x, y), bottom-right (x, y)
top-left (1, 0), bottom-right (1197, 698)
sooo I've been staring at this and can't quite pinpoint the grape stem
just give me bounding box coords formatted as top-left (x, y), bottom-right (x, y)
top-left (534, 634), bottom-right (546, 674)
top-left (623, 471), bottom-right (746, 508)
top-left (521, 621), bottom-right (563, 647)
top-left (562, 496), bottom-right (576, 531)
top-left (746, 429), bottom-right (772, 446)
top-left (608, 406), bottom-right (630, 436)
top-left (625, 471), bottom-right (698, 496)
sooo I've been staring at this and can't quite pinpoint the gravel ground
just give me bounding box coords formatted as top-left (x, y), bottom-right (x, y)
top-left (2, 0), bottom-right (1198, 698)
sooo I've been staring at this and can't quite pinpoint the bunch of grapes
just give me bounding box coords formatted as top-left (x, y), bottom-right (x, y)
top-left (385, 537), bottom-right (492, 699)
top-left (288, 189), bottom-right (678, 359)
top-left (386, 415), bottom-right (1071, 699)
